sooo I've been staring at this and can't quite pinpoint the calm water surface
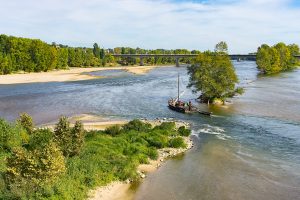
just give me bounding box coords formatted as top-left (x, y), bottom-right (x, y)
top-left (0, 62), bottom-right (299, 200)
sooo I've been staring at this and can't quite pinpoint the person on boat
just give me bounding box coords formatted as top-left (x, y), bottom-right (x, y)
top-left (188, 101), bottom-right (192, 111)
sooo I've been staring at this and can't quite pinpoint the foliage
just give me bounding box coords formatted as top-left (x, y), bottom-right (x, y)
top-left (178, 126), bottom-right (191, 136)
top-left (256, 43), bottom-right (300, 75)
top-left (53, 116), bottom-right (84, 157)
top-left (214, 41), bottom-right (228, 54)
top-left (105, 124), bottom-right (122, 136)
top-left (17, 113), bottom-right (34, 134)
top-left (168, 137), bottom-right (186, 148)
top-left (187, 42), bottom-right (242, 103)
top-left (0, 119), bottom-right (27, 152)
top-left (0, 116), bottom-right (191, 199)
top-left (0, 34), bottom-right (205, 74)
top-left (0, 34), bottom-right (106, 74)
top-left (122, 119), bottom-right (152, 132)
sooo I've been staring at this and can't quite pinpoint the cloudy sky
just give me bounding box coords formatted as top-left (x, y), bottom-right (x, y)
top-left (0, 0), bottom-right (299, 53)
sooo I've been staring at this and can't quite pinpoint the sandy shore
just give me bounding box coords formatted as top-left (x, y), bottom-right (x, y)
top-left (0, 65), bottom-right (167, 85)
top-left (40, 114), bottom-right (129, 130)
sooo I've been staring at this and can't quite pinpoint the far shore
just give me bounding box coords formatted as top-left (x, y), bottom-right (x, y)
top-left (0, 65), bottom-right (172, 85)
top-left (40, 114), bottom-right (194, 200)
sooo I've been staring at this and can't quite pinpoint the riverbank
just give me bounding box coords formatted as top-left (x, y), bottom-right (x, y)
top-left (85, 116), bottom-right (193, 200)
top-left (0, 65), bottom-right (168, 85)
top-left (88, 136), bottom-right (193, 200)
top-left (41, 114), bottom-right (193, 200)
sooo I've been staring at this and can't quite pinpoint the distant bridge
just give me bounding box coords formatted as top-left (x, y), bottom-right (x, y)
top-left (113, 54), bottom-right (256, 67)
top-left (113, 54), bottom-right (300, 67)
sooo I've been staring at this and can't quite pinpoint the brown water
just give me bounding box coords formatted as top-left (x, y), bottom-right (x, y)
top-left (0, 62), bottom-right (299, 199)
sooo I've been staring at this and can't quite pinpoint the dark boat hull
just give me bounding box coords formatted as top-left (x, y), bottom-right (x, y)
top-left (168, 102), bottom-right (212, 116)
top-left (168, 104), bottom-right (186, 113)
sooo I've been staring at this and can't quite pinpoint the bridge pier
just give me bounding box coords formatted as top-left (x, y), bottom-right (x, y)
top-left (140, 56), bottom-right (144, 66)
top-left (175, 57), bottom-right (179, 67)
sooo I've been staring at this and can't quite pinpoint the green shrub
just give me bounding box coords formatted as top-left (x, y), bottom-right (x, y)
top-left (105, 125), bottom-right (122, 136)
top-left (145, 135), bottom-right (168, 148)
top-left (0, 119), bottom-right (27, 152)
top-left (17, 113), bottom-right (34, 134)
top-left (178, 126), bottom-right (191, 136)
top-left (122, 119), bottom-right (151, 132)
top-left (147, 147), bottom-right (158, 160)
top-left (155, 122), bottom-right (175, 131)
top-left (169, 137), bottom-right (186, 148)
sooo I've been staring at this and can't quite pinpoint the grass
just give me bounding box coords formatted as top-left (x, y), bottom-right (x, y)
top-left (0, 118), bottom-right (191, 200)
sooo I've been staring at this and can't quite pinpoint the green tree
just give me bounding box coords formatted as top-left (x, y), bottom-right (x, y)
top-left (70, 121), bottom-right (84, 156)
top-left (53, 116), bottom-right (71, 156)
top-left (214, 41), bottom-right (228, 54)
top-left (93, 43), bottom-right (100, 58)
top-left (5, 142), bottom-right (65, 197)
top-left (17, 113), bottom-right (34, 134)
top-left (53, 117), bottom-right (84, 157)
top-left (187, 49), bottom-right (241, 103)
top-left (256, 42), bottom-right (299, 74)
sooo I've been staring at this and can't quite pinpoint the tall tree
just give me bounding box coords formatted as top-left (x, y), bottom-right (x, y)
top-left (188, 45), bottom-right (242, 103)
top-left (214, 41), bottom-right (228, 54)
top-left (93, 43), bottom-right (100, 58)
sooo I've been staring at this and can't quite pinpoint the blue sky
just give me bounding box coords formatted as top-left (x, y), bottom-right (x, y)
top-left (0, 0), bottom-right (299, 53)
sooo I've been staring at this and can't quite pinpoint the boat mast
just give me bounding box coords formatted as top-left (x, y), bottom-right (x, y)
top-left (177, 73), bottom-right (180, 102)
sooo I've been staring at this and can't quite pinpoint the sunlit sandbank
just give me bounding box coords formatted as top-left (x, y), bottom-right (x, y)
top-left (0, 65), bottom-right (166, 85)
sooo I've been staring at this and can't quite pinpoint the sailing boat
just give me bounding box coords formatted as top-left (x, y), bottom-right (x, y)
top-left (168, 74), bottom-right (212, 115)
top-left (168, 74), bottom-right (197, 113)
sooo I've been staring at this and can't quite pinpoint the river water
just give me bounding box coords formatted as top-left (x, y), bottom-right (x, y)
top-left (0, 62), bottom-right (299, 200)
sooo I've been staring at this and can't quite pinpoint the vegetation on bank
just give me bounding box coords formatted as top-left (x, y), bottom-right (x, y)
top-left (0, 114), bottom-right (191, 199)
top-left (187, 42), bottom-right (243, 104)
top-left (256, 43), bottom-right (300, 75)
top-left (0, 34), bottom-right (199, 75)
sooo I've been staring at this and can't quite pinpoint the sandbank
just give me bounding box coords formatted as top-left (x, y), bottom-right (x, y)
top-left (0, 65), bottom-right (168, 85)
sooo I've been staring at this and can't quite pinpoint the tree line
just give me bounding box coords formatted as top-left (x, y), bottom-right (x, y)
top-left (256, 43), bottom-right (300, 75)
top-left (112, 47), bottom-right (200, 66)
top-left (0, 34), bottom-right (201, 75)
top-left (0, 34), bottom-right (107, 74)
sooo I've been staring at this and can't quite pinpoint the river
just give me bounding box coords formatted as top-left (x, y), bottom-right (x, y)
top-left (0, 62), bottom-right (299, 200)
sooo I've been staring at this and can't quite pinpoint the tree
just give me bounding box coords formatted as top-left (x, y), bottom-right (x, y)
top-left (53, 116), bottom-right (71, 156)
top-left (5, 142), bottom-right (65, 196)
top-left (256, 42), bottom-right (299, 74)
top-left (214, 41), bottom-right (228, 54)
top-left (70, 121), bottom-right (84, 156)
top-left (17, 113), bottom-right (34, 134)
top-left (93, 43), bottom-right (100, 58)
top-left (53, 116), bottom-right (84, 157)
top-left (187, 47), bottom-right (241, 103)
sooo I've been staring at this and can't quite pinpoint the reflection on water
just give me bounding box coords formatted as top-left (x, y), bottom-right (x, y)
top-left (0, 63), bottom-right (300, 199)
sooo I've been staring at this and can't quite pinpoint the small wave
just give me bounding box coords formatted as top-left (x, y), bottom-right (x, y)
top-left (195, 124), bottom-right (231, 140)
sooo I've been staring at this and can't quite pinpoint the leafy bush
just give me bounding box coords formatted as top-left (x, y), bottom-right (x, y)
top-left (178, 126), bottom-right (191, 137)
top-left (53, 116), bottom-right (85, 157)
top-left (105, 124), bottom-right (122, 136)
top-left (0, 119), bottom-right (27, 152)
top-left (122, 119), bottom-right (152, 132)
top-left (169, 137), bottom-right (186, 148)
top-left (17, 113), bottom-right (34, 134)
top-left (0, 115), bottom-right (191, 199)
top-left (155, 122), bottom-right (175, 131)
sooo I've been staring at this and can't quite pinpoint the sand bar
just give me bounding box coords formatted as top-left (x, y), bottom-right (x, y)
top-left (0, 65), bottom-right (167, 85)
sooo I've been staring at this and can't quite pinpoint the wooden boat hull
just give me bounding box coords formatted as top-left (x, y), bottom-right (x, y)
top-left (168, 104), bottom-right (186, 113)
top-left (168, 102), bottom-right (212, 116)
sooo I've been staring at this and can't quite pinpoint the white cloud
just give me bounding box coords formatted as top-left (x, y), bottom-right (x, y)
top-left (0, 0), bottom-right (299, 53)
